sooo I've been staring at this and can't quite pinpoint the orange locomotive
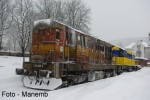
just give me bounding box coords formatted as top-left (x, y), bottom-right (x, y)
top-left (16, 19), bottom-right (138, 90)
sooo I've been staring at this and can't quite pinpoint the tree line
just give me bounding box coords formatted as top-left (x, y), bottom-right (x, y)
top-left (0, 0), bottom-right (91, 56)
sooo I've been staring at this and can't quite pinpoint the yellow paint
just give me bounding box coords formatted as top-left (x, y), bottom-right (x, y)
top-left (32, 44), bottom-right (58, 54)
top-left (112, 46), bottom-right (120, 50)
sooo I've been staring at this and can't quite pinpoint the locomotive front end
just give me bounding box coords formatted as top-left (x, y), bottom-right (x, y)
top-left (16, 19), bottom-right (65, 90)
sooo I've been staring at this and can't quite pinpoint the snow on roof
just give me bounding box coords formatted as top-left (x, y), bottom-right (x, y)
top-left (113, 44), bottom-right (126, 50)
top-left (135, 57), bottom-right (148, 60)
top-left (34, 19), bottom-right (87, 35)
top-left (54, 19), bottom-right (86, 35)
top-left (125, 41), bottom-right (149, 49)
top-left (147, 62), bottom-right (150, 64)
top-left (34, 19), bottom-right (51, 26)
top-left (125, 42), bottom-right (135, 49)
top-left (141, 41), bottom-right (148, 47)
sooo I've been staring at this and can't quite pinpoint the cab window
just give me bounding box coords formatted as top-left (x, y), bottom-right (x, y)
top-left (69, 30), bottom-right (76, 45)
top-left (56, 31), bottom-right (60, 39)
top-left (85, 36), bottom-right (88, 47)
top-left (77, 34), bottom-right (81, 46)
top-left (81, 35), bottom-right (85, 47)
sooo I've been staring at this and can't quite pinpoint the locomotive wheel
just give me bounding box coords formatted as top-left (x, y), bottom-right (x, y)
top-left (88, 71), bottom-right (96, 82)
top-left (104, 72), bottom-right (111, 78)
top-left (117, 70), bottom-right (123, 75)
top-left (112, 70), bottom-right (117, 77)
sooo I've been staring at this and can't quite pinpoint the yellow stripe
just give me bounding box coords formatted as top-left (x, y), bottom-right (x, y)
top-left (112, 46), bottom-right (120, 50)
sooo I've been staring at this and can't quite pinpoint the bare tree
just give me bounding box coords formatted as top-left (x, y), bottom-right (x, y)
top-left (12, 0), bottom-right (34, 57)
top-left (8, 21), bottom-right (18, 51)
top-left (36, 0), bottom-right (91, 33)
top-left (6, 39), bottom-right (12, 52)
top-left (36, 0), bottom-right (56, 19)
top-left (54, 0), bottom-right (65, 22)
top-left (64, 0), bottom-right (91, 33)
top-left (36, 0), bottom-right (65, 22)
top-left (0, 0), bottom-right (11, 50)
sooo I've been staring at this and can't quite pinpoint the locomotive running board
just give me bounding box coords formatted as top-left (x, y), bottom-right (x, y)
top-left (23, 76), bottom-right (62, 90)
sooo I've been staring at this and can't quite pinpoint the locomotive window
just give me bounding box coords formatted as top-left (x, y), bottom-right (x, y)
top-left (96, 45), bottom-right (99, 50)
top-left (85, 37), bottom-right (88, 47)
top-left (56, 31), bottom-right (60, 39)
top-left (82, 35), bottom-right (85, 47)
top-left (37, 29), bottom-right (45, 42)
top-left (132, 55), bottom-right (135, 59)
top-left (101, 46), bottom-right (104, 51)
top-left (66, 31), bottom-right (68, 40)
top-left (77, 35), bottom-right (81, 46)
top-left (119, 49), bottom-right (124, 57)
top-left (124, 51), bottom-right (127, 57)
top-left (127, 53), bottom-right (131, 59)
top-left (112, 50), bottom-right (119, 56)
top-left (69, 32), bottom-right (76, 45)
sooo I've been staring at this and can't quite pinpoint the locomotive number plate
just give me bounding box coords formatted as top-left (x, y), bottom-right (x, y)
top-left (34, 64), bottom-right (43, 68)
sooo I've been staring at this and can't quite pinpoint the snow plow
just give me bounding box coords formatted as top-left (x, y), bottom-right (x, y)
top-left (16, 53), bottom-right (66, 90)
top-left (16, 60), bottom-right (63, 90)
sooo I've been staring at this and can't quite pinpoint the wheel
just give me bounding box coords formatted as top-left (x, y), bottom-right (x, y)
top-left (88, 71), bottom-right (96, 82)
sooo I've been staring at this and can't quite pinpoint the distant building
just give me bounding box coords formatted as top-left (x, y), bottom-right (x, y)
top-left (125, 40), bottom-right (150, 60)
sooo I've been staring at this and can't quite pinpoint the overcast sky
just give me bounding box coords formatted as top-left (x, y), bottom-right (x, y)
top-left (85, 0), bottom-right (150, 41)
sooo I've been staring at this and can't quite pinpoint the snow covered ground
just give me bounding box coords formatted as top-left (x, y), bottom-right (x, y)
top-left (0, 56), bottom-right (150, 100)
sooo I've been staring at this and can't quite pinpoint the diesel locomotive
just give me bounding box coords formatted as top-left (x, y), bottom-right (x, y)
top-left (16, 19), bottom-right (139, 90)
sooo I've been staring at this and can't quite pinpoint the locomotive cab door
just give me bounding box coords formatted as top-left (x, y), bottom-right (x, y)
top-left (66, 28), bottom-right (77, 62)
top-left (69, 29), bottom-right (77, 62)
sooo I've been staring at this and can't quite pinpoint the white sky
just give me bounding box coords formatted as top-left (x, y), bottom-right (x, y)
top-left (85, 0), bottom-right (150, 41)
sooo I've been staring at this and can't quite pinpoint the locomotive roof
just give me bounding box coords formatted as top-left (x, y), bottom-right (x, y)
top-left (34, 19), bottom-right (85, 35)
top-left (112, 45), bottom-right (126, 51)
top-left (34, 19), bottom-right (51, 26)
top-left (34, 19), bottom-right (113, 47)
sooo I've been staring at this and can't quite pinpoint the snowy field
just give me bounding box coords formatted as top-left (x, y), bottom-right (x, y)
top-left (0, 56), bottom-right (150, 100)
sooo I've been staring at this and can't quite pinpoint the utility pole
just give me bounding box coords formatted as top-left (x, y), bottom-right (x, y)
top-left (148, 33), bottom-right (150, 46)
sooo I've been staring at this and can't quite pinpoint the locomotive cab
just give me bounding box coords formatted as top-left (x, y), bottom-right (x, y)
top-left (16, 19), bottom-right (67, 90)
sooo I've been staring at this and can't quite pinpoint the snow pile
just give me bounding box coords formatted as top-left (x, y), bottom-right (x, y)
top-left (0, 56), bottom-right (150, 100)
